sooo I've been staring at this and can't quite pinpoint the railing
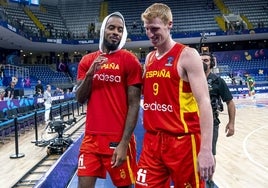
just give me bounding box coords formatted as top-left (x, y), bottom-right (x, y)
top-left (3, 64), bottom-right (29, 79)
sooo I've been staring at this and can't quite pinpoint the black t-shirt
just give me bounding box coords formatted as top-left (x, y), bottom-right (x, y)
top-left (207, 72), bottom-right (233, 115)
top-left (35, 84), bottom-right (44, 94)
top-left (5, 86), bottom-right (14, 98)
top-left (207, 73), bottom-right (233, 102)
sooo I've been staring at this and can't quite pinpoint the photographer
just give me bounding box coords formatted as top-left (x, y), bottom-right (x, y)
top-left (4, 81), bottom-right (16, 99)
top-left (200, 50), bottom-right (236, 187)
top-left (35, 79), bottom-right (44, 95)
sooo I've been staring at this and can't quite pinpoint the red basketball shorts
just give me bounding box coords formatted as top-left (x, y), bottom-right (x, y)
top-left (77, 134), bottom-right (137, 187)
top-left (136, 131), bottom-right (205, 188)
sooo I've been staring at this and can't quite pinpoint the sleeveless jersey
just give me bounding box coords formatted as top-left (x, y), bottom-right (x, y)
top-left (77, 49), bottom-right (142, 138)
top-left (143, 43), bottom-right (201, 135)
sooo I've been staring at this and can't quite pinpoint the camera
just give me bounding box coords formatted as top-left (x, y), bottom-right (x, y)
top-left (47, 118), bottom-right (66, 135)
top-left (46, 116), bottom-right (74, 155)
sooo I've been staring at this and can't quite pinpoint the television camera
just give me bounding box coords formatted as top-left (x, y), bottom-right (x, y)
top-left (46, 116), bottom-right (76, 155)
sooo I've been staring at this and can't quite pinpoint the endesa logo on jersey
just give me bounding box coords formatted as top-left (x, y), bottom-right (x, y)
top-left (93, 62), bottom-right (121, 82)
top-left (93, 73), bottom-right (121, 82)
top-left (94, 63), bottom-right (121, 82)
top-left (143, 101), bottom-right (173, 112)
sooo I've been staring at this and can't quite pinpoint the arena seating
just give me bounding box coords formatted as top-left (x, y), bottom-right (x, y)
top-left (23, 65), bottom-right (73, 89)
top-left (0, 1), bottom-right (267, 187)
top-left (1, 0), bottom-right (268, 85)
top-left (223, 0), bottom-right (268, 28)
top-left (29, 4), bottom-right (67, 38)
top-left (57, 0), bottom-right (101, 39)
top-left (2, 0), bottom-right (267, 38)
top-left (3, 3), bottom-right (35, 31)
top-left (1, 0), bottom-right (267, 91)
top-left (107, 0), bottom-right (221, 34)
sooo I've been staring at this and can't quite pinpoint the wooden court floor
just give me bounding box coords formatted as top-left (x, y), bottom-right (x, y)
top-left (0, 95), bottom-right (268, 188)
top-left (213, 95), bottom-right (268, 188)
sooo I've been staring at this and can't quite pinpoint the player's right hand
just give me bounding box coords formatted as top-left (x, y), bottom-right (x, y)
top-left (86, 54), bottom-right (107, 76)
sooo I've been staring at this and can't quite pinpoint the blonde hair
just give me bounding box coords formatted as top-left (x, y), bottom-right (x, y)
top-left (141, 3), bottom-right (172, 25)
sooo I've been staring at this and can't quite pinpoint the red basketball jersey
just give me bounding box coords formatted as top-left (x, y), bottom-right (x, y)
top-left (77, 49), bottom-right (142, 139)
top-left (143, 43), bottom-right (201, 135)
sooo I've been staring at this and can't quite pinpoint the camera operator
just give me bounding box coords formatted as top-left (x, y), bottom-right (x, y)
top-left (200, 50), bottom-right (236, 187)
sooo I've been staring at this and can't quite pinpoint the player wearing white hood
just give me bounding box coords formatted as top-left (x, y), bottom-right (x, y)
top-left (76, 12), bottom-right (142, 188)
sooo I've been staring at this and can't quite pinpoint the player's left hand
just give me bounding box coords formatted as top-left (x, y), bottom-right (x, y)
top-left (198, 150), bottom-right (215, 181)
top-left (111, 143), bottom-right (127, 168)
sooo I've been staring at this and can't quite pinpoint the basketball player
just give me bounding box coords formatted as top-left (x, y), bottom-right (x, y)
top-left (136, 3), bottom-right (215, 188)
top-left (76, 12), bottom-right (142, 188)
top-left (246, 74), bottom-right (256, 98)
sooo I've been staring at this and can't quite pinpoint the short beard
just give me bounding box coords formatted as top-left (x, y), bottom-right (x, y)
top-left (203, 62), bottom-right (208, 72)
top-left (103, 38), bottom-right (119, 51)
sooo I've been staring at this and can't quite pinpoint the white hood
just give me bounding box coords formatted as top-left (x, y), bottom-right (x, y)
top-left (99, 12), bottom-right (128, 53)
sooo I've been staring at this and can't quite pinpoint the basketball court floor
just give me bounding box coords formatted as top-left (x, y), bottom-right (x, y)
top-left (67, 94), bottom-right (268, 188)
top-left (1, 94), bottom-right (268, 188)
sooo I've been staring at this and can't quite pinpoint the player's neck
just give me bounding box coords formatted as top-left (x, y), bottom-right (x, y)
top-left (156, 39), bottom-right (176, 58)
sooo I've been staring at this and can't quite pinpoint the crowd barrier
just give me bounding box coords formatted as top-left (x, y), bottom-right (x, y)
top-left (0, 96), bottom-right (79, 144)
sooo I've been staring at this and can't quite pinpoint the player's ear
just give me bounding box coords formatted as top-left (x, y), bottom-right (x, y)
top-left (168, 21), bottom-right (173, 29)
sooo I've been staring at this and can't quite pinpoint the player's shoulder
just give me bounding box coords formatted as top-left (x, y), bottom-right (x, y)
top-left (79, 51), bottom-right (100, 66)
top-left (179, 46), bottom-right (201, 70)
top-left (119, 49), bottom-right (141, 63)
top-left (119, 49), bottom-right (136, 56)
top-left (181, 45), bottom-right (199, 56)
top-left (180, 46), bottom-right (200, 66)
top-left (82, 51), bottom-right (100, 60)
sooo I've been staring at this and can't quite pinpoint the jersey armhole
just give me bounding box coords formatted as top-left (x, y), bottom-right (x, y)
top-left (143, 51), bottom-right (155, 77)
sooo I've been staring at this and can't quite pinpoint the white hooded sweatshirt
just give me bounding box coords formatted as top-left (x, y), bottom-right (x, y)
top-left (98, 12), bottom-right (128, 54)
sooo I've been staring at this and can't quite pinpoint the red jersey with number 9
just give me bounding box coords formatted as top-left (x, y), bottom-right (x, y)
top-left (143, 43), bottom-right (201, 135)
